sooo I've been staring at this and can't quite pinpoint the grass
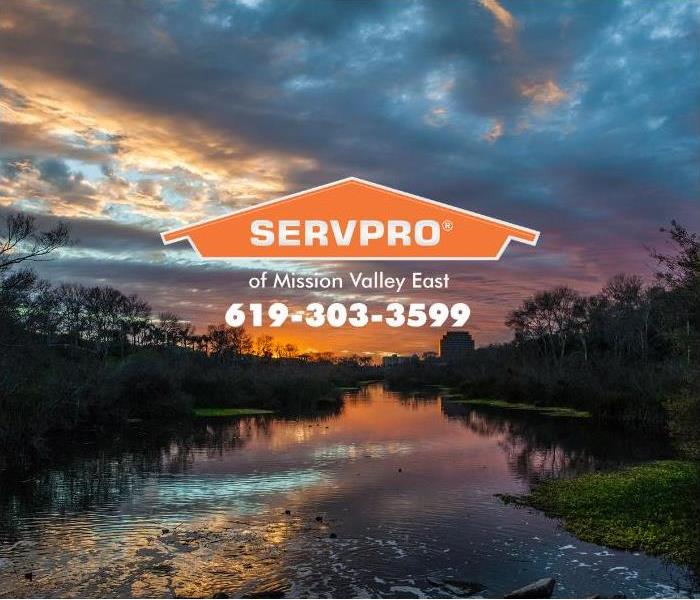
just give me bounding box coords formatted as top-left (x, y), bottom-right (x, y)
top-left (516, 461), bottom-right (699, 569)
top-left (445, 397), bottom-right (591, 418)
top-left (193, 408), bottom-right (275, 417)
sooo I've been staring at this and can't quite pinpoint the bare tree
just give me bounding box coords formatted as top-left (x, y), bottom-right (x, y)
top-left (1, 213), bottom-right (70, 335)
top-left (207, 324), bottom-right (252, 360)
top-left (506, 286), bottom-right (583, 363)
top-left (0, 213), bottom-right (71, 273)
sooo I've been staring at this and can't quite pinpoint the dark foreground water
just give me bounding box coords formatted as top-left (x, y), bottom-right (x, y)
top-left (0, 384), bottom-right (696, 598)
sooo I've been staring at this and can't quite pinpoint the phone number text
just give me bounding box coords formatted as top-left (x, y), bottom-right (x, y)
top-left (225, 302), bottom-right (470, 328)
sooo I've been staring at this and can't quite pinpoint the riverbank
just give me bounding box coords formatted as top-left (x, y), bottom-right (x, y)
top-left (0, 348), bottom-right (379, 472)
top-left (502, 461), bottom-right (700, 572)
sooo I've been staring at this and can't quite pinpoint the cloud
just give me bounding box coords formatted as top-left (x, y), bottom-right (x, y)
top-left (478, 0), bottom-right (517, 44)
top-left (0, 0), bottom-right (697, 352)
top-left (482, 119), bottom-right (504, 143)
top-left (425, 107), bottom-right (449, 127)
top-left (520, 79), bottom-right (568, 106)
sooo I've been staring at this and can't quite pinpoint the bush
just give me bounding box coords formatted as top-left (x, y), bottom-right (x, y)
top-left (0, 347), bottom-right (95, 469)
top-left (0, 345), bottom-right (373, 471)
top-left (94, 352), bottom-right (192, 420)
top-left (666, 385), bottom-right (700, 460)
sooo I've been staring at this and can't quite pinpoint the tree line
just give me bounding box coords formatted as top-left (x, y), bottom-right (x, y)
top-left (387, 220), bottom-right (698, 443)
top-left (1, 213), bottom-right (374, 364)
top-left (2, 212), bottom-right (697, 447)
top-left (506, 221), bottom-right (698, 369)
top-left (0, 212), bottom-right (379, 470)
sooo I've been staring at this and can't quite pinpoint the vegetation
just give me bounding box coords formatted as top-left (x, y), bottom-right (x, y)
top-left (193, 408), bottom-right (275, 417)
top-left (515, 461), bottom-right (700, 570)
top-left (1, 211), bottom-right (698, 576)
top-left (666, 387), bottom-right (700, 461)
top-left (1, 211), bottom-right (697, 471)
top-left (389, 221), bottom-right (700, 434)
top-left (453, 222), bottom-right (699, 573)
top-left (445, 398), bottom-right (590, 418)
top-left (0, 213), bottom-right (379, 471)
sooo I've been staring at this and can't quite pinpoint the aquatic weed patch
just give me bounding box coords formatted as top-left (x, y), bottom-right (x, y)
top-left (193, 408), bottom-right (274, 417)
top-left (447, 398), bottom-right (591, 418)
top-left (524, 461), bottom-right (699, 569)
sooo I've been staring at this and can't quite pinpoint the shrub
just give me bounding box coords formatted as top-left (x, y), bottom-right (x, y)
top-left (94, 352), bottom-right (192, 420)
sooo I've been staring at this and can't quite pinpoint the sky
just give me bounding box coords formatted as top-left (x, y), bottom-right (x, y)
top-left (1, 0), bottom-right (699, 356)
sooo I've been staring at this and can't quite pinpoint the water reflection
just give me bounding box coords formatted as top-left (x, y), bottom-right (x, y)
top-left (442, 402), bottom-right (675, 484)
top-left (0, 384), bottom-right (694, 598)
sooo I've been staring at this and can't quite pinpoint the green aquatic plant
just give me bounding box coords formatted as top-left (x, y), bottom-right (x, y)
top-left (445, 398), bottom-right (591, 418)
top-left (515, 461), bottom-right (700, 569)
top-left (193, 408), bottom-right (275, 417)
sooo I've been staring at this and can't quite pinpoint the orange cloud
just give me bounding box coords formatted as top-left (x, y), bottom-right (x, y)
top-left (0, 68), bottom-right (317, 226)
top-left (478, 0), bottom-right (517, 44)
top-left (520, 79), bottom-right (568, 106)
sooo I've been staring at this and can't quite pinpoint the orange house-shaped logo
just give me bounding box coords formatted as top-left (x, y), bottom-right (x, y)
top-left (161, 177), bottom-right (539, 260)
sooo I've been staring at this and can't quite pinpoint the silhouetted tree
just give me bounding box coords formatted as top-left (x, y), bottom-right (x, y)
top-left (0, 213), bottom-right (70, 272)
top-left (651, 221), bottom-right (699, 366)
top-left (255, 334), bottom-right (275, 358)
top-left (207, 324), bottom-right (253, 360)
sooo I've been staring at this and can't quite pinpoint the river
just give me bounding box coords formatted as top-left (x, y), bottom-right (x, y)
top-left (0, 383), bottom-right (695, 598)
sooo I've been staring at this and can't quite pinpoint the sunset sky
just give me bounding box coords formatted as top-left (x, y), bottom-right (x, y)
top-left (1, 0), bottom-right (698, 356)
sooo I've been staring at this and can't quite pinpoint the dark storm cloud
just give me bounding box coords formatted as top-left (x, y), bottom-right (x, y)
top-left (0, 207), bottom-right (159, 253)
top-left (37, 159), bottom-right (79, 190)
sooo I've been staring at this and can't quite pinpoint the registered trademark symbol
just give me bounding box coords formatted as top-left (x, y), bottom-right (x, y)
top-left (442, 219), bottom-right (454, 232)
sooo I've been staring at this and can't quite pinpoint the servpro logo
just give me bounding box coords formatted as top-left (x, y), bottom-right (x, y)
top-left (250, 219), bottom-right (443, 248)
top-left (161, 177), bottom-right (539, 260)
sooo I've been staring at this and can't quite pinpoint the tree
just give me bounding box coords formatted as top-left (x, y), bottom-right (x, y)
top-left (506, 286), bottom-right (583, 362)
top-left (255, 334), bottom-right (275, 358)
top-left (600, 274), bottom-right (648, 359)
top-left (651, 221), bottom-right (699, 367)
top-left (157, 312), bottom-right (190, 347)
top-left (0, 268), bottom-right (36, 325)
top-left (0, 213), bottom-right (70, 340)
top-left (0, 213), bottom-right (71, 273)
top-left (276, 342), bottom-right (298, 358)
top-left (206, 324), bottom-right (252, 360)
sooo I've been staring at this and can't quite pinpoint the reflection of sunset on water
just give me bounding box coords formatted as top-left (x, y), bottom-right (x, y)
top-left (0, 384), bottom-right (688, 598)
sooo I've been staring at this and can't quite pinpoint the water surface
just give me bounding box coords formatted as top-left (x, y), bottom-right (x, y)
top-left (0, 384), bottom-right (695, 598)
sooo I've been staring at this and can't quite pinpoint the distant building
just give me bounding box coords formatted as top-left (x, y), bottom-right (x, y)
top-left (439, 331), bottom-right (475, 362)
